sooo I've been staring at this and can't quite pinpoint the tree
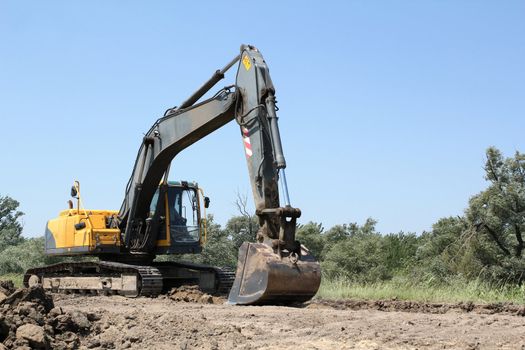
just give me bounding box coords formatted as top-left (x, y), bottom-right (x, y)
top-left (0, 195), bottom-right (24, 251)
top-left (296, 222), bottom-right (325, 259)
top-left (462, 147), bottom-right (525, 283)
top-left (413, 217), bottom-right (468, 283)
top-left (225, 215), bottom-right (258, 250)
top-left (321, 219), bottom-right (390, 281)
top-left (0, 237), bottom-right (60, 274)
top-left (322, 233), bottom-right (388, 282)
top-left (199, 215), bottom-right (238, 267)
top-left (321, 218), bottom-right (378, 256)
top-left (227, 192), bottom-right (258, 250)
top-left (467, 148), bottom-right (525, 257)
top-left (381, 231), bottom-right (419, 273)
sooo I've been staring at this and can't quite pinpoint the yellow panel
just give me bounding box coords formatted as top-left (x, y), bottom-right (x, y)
top-left (46, 209), bottom-right (121, 254)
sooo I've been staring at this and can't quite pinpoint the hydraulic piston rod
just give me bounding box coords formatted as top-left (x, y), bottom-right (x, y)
top-left (280, 169), bottom-right (291, 207)
top-left (265, 94), bottom-right (287, 169)
top-left (178, 54), bottom-right (241, 110)
top-left (265, 93), bottom-right (292, 207)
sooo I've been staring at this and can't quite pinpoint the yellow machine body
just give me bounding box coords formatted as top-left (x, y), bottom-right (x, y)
top-left (45, 209), bottom-right (121, 255)
top-left (44, 181), bottom-right (207, 256)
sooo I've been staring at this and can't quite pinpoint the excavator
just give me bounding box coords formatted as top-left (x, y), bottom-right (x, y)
top-left (24, 45), bottom-right (321, 305)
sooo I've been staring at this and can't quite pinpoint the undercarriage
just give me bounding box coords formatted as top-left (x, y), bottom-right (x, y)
top-left (24, 260), bottom-right (235, 297)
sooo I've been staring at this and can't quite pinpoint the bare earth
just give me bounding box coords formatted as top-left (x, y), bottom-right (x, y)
top-left (54, 294), bottom-right (525, 350)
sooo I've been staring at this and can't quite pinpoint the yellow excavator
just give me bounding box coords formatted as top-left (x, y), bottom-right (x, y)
top-left (24, 45), bottom-right (321, 305)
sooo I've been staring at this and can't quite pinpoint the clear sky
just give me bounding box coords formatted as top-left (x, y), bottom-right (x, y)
top-left (1, 1), bottom-right (524, 237)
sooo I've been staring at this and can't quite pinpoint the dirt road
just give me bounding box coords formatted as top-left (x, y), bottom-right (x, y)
top-left (54, 294), bottom-right (525, 350)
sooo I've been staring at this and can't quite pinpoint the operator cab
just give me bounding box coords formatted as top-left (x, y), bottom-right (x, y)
top-left (150, 181), bottom-right (210, 254)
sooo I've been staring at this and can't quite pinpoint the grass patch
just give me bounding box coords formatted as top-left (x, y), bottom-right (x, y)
top-left (317, 276), bottom-right (525, 304)
top-left (0, 273), bottom-right (24, 288)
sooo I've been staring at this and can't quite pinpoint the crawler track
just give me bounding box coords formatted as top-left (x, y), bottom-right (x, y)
top-left (151, 260), bottom-right (235, 294)
top-left (24, 261), bottom-right (163, 297)
top-left (24, 260), bottom-right (234, 297)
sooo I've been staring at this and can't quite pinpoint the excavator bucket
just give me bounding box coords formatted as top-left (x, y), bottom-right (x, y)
top-left (228, 242), bottom-right (321, 305)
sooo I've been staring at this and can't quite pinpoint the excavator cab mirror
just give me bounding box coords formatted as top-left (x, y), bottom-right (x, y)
top-left (70, 186), bottom-right (78, 198)
top-left (204, 197), bottom-right (210, 209)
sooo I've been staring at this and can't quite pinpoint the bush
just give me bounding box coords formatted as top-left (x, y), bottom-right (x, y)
top-left (296, 222), bottom-right (325, 259)
top-left (0, 237), bottom-right (59, 275)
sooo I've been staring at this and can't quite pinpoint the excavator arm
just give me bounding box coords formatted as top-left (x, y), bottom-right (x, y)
top-left (117, 88), bottom-right (237, 251)
top-left (118, 45), bottom-right (321, 304)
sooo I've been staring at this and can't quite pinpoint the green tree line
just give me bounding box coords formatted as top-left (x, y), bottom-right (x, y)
top-left (295, 147), bottom-right (525, 288)
top-left (1, 147), bottom-right (524, 291)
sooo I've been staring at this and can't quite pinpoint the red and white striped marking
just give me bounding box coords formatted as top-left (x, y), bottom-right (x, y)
top-left (242, 127), bottom-right (253, 157)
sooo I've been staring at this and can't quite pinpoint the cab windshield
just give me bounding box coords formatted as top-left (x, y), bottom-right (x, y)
top-left (167, 186), bottom-right (200, 242)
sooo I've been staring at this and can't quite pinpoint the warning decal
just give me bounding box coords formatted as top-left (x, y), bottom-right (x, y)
top-left (242, 54), bottom-right (252, 71)
top-left (242, 127), bottom-right (253, 157)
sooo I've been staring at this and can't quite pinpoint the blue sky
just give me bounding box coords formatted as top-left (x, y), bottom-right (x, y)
top-left (1, 1), bottom-right (524, 237)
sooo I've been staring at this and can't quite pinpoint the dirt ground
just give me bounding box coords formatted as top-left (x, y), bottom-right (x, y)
top-left (52, 293), bottom-right (525, 350)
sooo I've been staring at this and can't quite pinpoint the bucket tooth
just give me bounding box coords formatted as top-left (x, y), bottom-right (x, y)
top-left (228, 242), bottom-right (321, 305)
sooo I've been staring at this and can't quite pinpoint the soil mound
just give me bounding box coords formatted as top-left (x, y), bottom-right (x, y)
top-left (0, 281), bottom-right (98, 349)
top-left (309, 298), bottom-right (525, 316)
top-left (168, 285), bottom-right (225, 304)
